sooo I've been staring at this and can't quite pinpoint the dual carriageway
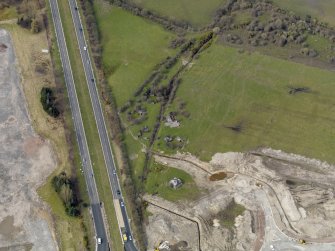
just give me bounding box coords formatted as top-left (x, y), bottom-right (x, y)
top-left (49, 0), bottom-right (137, 250)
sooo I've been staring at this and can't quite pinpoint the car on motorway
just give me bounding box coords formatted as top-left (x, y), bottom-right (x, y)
top-left (117, 189), bottom-right (121, 195)
top-left (97, 237), bottom-right (102, 244)
top-left (123, 234), bottom-right (127, 242)
top-left (120, 201), bottom-right (124, 207)
top-left (113, 169), bottom-right (116, 175)
top-left (83, 46), bottom-right (87, 51)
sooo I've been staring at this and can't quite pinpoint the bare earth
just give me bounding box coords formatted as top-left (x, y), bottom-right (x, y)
top-left (0, 29), bottom-right (57, 250)
top-left (145, 148), bottom-right (335, 251)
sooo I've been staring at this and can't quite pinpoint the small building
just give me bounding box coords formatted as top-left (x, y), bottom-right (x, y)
top-left (165, 114), bottom-right (180, 128)
top-left (169, 177), bottom-right (183, 189)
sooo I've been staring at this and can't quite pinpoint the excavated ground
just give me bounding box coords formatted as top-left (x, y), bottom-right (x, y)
top-left (0, 29), bottom-right (57, 250)
top-left (144, 148), bottom-right (335, 251)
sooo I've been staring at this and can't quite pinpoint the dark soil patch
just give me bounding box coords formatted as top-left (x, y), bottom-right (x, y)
top-left (209, 172), bottom-right (227, 181)
top-left (0, 43), bottom-right (8, 52)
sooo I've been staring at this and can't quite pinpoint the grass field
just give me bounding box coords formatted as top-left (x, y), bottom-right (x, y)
top-left (94, 0), bottom-right (176, 107)
top-left (272, 0), bottom-right (335, 26)
top-left (145, 162), bottom-right (199, 202)
top-left (57, 0), bottom-right (124, 250)
top-left (156, 43), bottom-right (335, 163)
top-left (131, 0), bottom-right (226, 28)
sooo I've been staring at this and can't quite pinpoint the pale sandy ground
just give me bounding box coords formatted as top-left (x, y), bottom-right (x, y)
top-left (145, 149), bottom-right (335, 251)
top-left (0, 29), bottom-right (57, 250)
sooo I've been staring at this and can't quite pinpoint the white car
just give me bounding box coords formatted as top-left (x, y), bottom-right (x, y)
top-left (120, 201), bottom-right (124, 207)
top-left (270, 245), bottom-right (275, 250)
top-left (97, 237), bottom-right (102, 244)
top-left (129, 235), bottom-right (132, 241)
top-left (83, 46), bottom-right (87, 51)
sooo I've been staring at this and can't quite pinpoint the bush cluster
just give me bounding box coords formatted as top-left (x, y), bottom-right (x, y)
top-left (215, 0), bottom-right (335, 60)
top-left (40, 87), bottom-right (60, 118)
top-left (52, 172), bottom-right (81, 217)
top-left (16, 0), bottom-right (45, 33)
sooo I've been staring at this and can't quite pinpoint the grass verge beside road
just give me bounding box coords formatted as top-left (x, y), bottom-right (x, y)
top-left (57, 0), bottom-right (123, 249)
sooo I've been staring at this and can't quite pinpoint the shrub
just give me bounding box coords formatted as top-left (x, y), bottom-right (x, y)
top-left (40, 87), bottom-right (60, 118)
top-left (52, 172), bottom-right (81, 217)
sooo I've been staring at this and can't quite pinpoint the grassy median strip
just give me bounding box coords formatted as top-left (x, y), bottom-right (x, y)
top-left (57, 0), bottom-right (123, 250)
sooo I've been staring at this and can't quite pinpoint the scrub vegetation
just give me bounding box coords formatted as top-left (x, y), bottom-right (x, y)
top-left (271, 0), bottom-right (335, 27)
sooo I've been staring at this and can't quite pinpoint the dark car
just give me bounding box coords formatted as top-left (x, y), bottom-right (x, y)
top-left (117, 190), bottom-right (121, 195)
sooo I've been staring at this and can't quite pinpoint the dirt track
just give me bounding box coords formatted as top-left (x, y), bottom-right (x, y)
top-left (0, 29), bottom-right (57, 250)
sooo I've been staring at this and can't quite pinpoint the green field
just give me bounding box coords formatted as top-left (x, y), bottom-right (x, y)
top-left (156, 43), bottom-right (335, 163)
top-left (94, 1), bottom-right (176, 107)
top-left (145, 162), bottom-right (200, 201)
top-left (272, 0), bottom-right (335, 26)
top-left (131, 0), bottom-right (226, 28)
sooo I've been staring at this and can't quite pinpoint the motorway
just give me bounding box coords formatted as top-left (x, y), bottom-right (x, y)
top-left (49, 0), bottom-right (108, 250)
top-left (67, 0), bottom-right (137, 251)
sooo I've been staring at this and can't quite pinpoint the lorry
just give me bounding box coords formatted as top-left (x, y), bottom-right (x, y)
top-left (121, 227), bottom-right (128, 243)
